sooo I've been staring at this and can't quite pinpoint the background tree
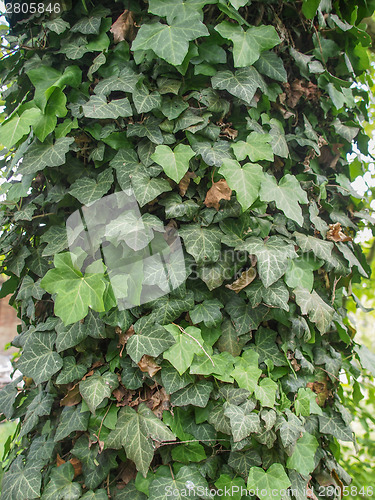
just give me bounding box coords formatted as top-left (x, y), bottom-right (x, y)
top-left (0, 0), bottom-right (375, 498)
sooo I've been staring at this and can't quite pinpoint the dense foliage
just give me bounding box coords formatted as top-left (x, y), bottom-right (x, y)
top-left (1, 0), bottom-right (375, 498)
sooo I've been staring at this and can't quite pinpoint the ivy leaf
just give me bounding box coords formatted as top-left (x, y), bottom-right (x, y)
top-left (230, 350), bottom-right (261, 394)
top-left (318, 412), bottom-right (354, 441)
top-left (278, 410), bottom-right (305, 448)
top-left (106, 403), bottom-right (176, 477)
top-left (17, 332), bottom-right (63, 385)
top-left (247, 463), bottom-right (291, 500)
top-left (132, 172), bottom-right (172, 207)
top-left (0, 108), bottom-right (42, 149)
top-left (56, 356), bottom-right (88, 384)
top-left (163, 324), bottom-right (206, 375)
top-left (260, 174), bottom-right (308, 226)
top-left (161, 362), bottom-right (195, 394)
top-left (212, 67), bottom-right (265, 105)
top-left (287, 432), bottom-right (319, 476)
top-left (18, 137), bottom-right (74, 175)
top-left (224, 403), bottom-right (261, 441)
top-left (189, 299), bottom-right (223, 327)
top-left (237, 236), bottom-right (297, 288)
top-left (245, 280), bottom-right (290, 311)
top-left (44, 17), bottom-right (70, 34)
top-left (149, 465), bottom-right (209, 500)
top-left (69, 170), bottom-right (113, 205)
top-left (132, 16), bottom-right (209, 66)
top-left (54, 405), bottom-right (90, 441)
top-left (220, 159), bottom-right (264, 211)
top-left (126, 323), bottom-right (175, 363)
top-left (254, 51), bottom-right (287, 82)
top-left (151, 144), bottom-right (195, 183)
top-left (0, 376), bottom-right (22, 419)
top-left (41, 253), bottom-right (106, 325)
top-left (294, 388), bottom-right (323, 417)
top-left (40, 226), bottom-right (68, 257)
top-left (81, 491), bottom-right (108, 500)
top-left (215, 22), bottom-right (280, 67)
top-left (55, 321), bottom-right (88, 352)
top-left (293, 232), bottom-right (334, 261)
top-left (133, 84), bottom-right (162, 113)
top-left (254, 378), bottom-right (278, 408)
top-left (1, 456), bottom-right (42, 500)
top-left (215, 475), bottom-right (246, 500)
top-left (355, 345), bottom-right (375, 376)
top-left (79, 372), bottom-right (118, 414)
top-left (249, 327), bottom-right (287, 366)
top-left (179, 224), bottom-right (222, 265)
top-left (284, 255), bottom-right (322, 292)
top-left (189, 135), bottom-right (233, 167)
top-left (42, 462), bottom-right (81, 500)
top-left (268, 118), bottom-right (289, 158)
top-left (232, 132), bottom-right (274, 162)
top-left (82, 95), bottom-right (133, 119)
top-left (171, 380), bottom-right (213, 407)
top-left (294, 287), bottom-right (334, 334)
top-left (71, 12), bottom-right (103, 34)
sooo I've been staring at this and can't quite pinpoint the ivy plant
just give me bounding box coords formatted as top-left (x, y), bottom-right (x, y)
top-left (0, 0), bottom-right (375, 498)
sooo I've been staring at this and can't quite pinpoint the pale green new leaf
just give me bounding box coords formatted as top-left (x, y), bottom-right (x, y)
top-left (0, 108), bottom-right (42, 149)
top-left (287, 432), bottom-right (319, 476)
top-left (294, 388), bottom-right (323, 417)
top-left (41, 253), bottom-right (106, 325)
top-left (294, 287), bottom-right (334, 334)
top-left (106, 404), bottom-right (176, 477)
top-left (215, 22), bottom-right (280, 67)
top-left (232, 132), bottom-right (274, 162)
top-left (254, 378), bottom-right (278, 408)
top-left (151, 144), bottom-right (195, 183)
top-left (220, 159), bottom-right (264, 211)
top-left (163, 324), bottom-right (206, 375)
top-left (260, 174), bottom-right (308, 226)
top-left (247, 463), bottom-right (291, 500)
top-left (230, 351), bottom-right (261, 394)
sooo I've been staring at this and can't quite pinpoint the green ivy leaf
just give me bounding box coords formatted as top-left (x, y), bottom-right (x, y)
top-left (83, 95), bottom-right (133, 119)
top-left (230, 350), bottom-right (261, 394)
top-left (151, 144), bottom-right (195, 183)
top-left (149, 465), bottom-right (209, 500)
top-left (293, 232), bottom-right (334, 261)
top-left (237, 236), bottom-right (297, 288)
top-left (106, 403), bottom-right (176, 477)
top-left (284, 255), bottom-right (322, 292)
top-left (179, 224), bottom-right (222, 265)
top-left (0, 108), bottom-right (42, 149)
top-left (247, 463), bottom-right (291, 500)
top-left (318, 412), bottom-right (354, 441)
top-left (69, 170), bottom-right (113, 205)
top-left (249, 327), bottom-right (287, 366)
top-left (220, 159), bottom-right (264, 211)
top-left (254, 378), bottom-right (278, 407)
top-left (212, 67), bottom-right (265, 105)
top-left (294, 287), bottom-right (334, 334)
top-left (171, 380), bottom-right (213, 407)
top-left (42, 462), bottom-right (81, 500)
top-left (254, 51), bottom-right (287, 82)
top-left (41, 254), bottom-right (106, 325)
top-left (232, 132), bottom-right (274, 162)
top-left (56, 356), bottom-right (88, 384)
top-left (1, 456), bottom-right (42, 500)
top-left (294, 388), bottom-right (323, 417)
top-left (245, 280), bottom-right (290, 311)
top-left (163, 324), bottom-right (206, 375)
top-left (189, 299), bottom-right (223, 327)
top-left (287, 432), bottom-right (319, 476)
top-left (18, 137), bottom-right (74, 175)
top-left (215, 22), bottom-right (280, 67)
top-left (54, 405), bottom-right (90, 441)
top-left (127, 323), bottom-right (175, 363)
top-left (224, 402), bottom-right (261, 441)
top-left (260, 174), bottom-right (308, 226)
top-left (79, 372), bottom-right (118, 414)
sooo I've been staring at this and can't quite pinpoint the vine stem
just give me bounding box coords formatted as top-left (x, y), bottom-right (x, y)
top-left (172, 322), bottom-right (215, 367)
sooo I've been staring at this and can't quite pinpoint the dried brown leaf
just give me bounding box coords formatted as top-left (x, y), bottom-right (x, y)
top-left (204, 179), bottom-right (232, 210)
top-left (327, 222), bottom-right (352, 242)
top-left (225, 267), bottom-right (256, 293)
top-left (60, 384), bottom-right (81, 407)
top-left (138, 355), bottom-right (161, 377)
top-left (110, 10), bottom-right (136, 43)
top-left (178, 171), bottom-right (196, 196)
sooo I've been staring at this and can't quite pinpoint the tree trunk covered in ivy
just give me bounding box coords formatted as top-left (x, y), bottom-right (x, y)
top-left (0, 0), bottom-right (374, 498)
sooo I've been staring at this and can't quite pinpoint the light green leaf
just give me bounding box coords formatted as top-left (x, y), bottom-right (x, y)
top-left (260, 174), bottom-right (308, 226)
top-left (215, 22), bottom-right (280, 67)
top-left (287, 432), bottom-right (319, 476)
top-left (55, 405), bottom-right (90, 441)
top-left (294, 287), bottom-right (334, 334)
top-left (151, 144), bottom-right (195, 183)
top-left (1, 456), bottom-right (42, 500)
top-left (228, 0), bottom-right (248, 8)
top-left (83, 95), bottom-right (132, 119)
top-left (318, 412), bottom-right (353, 441)
top-left (237, 236), bottom-right (297, 288)
top-left (18, 137), bottom-right (74, 175)
top-left (247, 463), bottom-right (291, 500)
top-left (230, 350), bottom-right (261, 394)
top-left (254, 378), bottom-right (278, 407)
top-left (232, 132), bottom-right (274, 162)
top-left (171, 380), bottom-right (213, 407)
top-left (42, 462), bottom-right (81, 500)
top-left (132, 16), bottom-right (209, 66)
top-left (41, 253), bottom-right (106, 325)
top-left (0, 108), bottom-right (42, 149)
top-left (79, 372), bottom-right (118, 414)
top-left (219, 159), bottom-right (264, 211)
top-left (293, 232), bottom-right (334, 261)
top-left (179, 224), bottom-right (222, 265)
top-left (69, 170), bottom-right (113, 205)
top-left (284, 255), bottom-right (322, 292)
top-left (212, 67), bottom-right (265, 105)
top-left (294, 388), bottom-right (323, 417)
top-left (127, 323), bottom-right (175, 363)
top-left (302, 0), bottom-right (321, 19)
top-left (224, 403), bottom-right (261, 442)
top-left (163, 324), bottom-right (206, 375)
top-left (17, 332), bottom-right (63, 385)
top-left (254, 51), bottom-right (287, 82)
top-left (355, 345), bottom-right (375, 376)
top-left (189, 299), bottom-right (223, 327)
top-left (106, 404), bottom-right (176, 477)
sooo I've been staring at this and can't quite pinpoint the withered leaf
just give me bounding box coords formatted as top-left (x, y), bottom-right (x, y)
top-left (225, 267), bottom-right (256, 293)
top-left (178, 171), bottom-right (196, 196)
top-left (204, 178), bottom-right (232, 210)
top-left (138, 355), bottom-right (161, 377)
top-left (60, 384), bottom-right (81, 407)
top-left (327, 222), bottom-right (352, 242)
top-left (110, 10), bottom-right (136, 43)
